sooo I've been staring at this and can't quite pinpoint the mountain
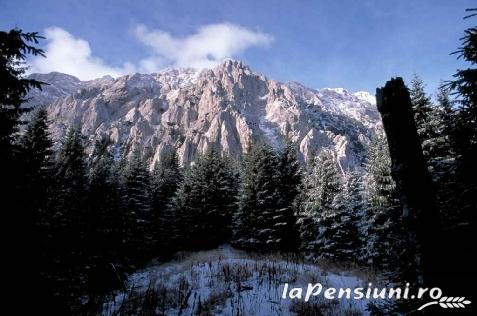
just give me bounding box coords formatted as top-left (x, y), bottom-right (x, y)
top-left (27, 59), bottom-right (380, 170)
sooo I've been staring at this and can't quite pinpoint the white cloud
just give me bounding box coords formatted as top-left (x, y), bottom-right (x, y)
top-left (29, 27), bottom-right (135, 80)
top-left (29, 23), bottom-right (273, 79)
top-left (134, 23), bottom-right (273, 71)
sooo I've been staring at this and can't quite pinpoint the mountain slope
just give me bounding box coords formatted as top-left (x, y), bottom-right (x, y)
top-left (27, 59), bottom-right (380, 170)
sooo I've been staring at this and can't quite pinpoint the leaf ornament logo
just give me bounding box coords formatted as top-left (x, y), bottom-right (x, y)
top-left (418, 296), bottom-right (471, 311)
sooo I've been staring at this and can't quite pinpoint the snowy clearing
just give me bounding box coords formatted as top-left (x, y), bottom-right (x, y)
top-left (102, 246), bottom-right (375, 315)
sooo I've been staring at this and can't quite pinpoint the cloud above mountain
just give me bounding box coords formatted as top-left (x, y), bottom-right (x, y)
top-left (29, 24), bottom-right (273, 80)
top-left (134, 23), bottom-right (273, 71)
top-left (29, 27), bottom-right (136, 80)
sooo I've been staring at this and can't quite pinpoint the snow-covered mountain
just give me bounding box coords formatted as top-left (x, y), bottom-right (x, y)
top-left (27, 59), bottom-right (380, 170)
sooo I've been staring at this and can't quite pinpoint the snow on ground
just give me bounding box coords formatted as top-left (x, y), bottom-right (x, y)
top-left (102, 246), bottom-right (374, 315)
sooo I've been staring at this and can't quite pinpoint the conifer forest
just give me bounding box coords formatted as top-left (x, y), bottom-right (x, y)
top-left (1, 3), bottom-right (476, 316)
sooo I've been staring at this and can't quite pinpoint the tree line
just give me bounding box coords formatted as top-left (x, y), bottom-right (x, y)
top-left (18, 105), bottom-right (416, 313)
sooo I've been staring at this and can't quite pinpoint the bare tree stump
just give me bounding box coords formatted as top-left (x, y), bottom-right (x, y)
top-left (376, 77), bottom-right (441, 284)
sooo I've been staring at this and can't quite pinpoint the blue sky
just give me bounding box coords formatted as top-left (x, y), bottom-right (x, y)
top-left (1, 0), bottom-right (474, 94)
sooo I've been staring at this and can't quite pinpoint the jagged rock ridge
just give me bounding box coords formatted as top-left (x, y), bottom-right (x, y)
top-left (27, 59), bottom-right (380, 170)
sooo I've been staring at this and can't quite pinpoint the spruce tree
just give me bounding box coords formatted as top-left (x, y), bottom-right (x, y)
top-left (336, 171), bottom-right (364, 261)
top-left (1, 30), bottom-right (46, 312)
top-left (275, 143), bottom-right (302, 251)
top-left (295, 155), bottom-right (321, 253)
top-left (296, 151), bottom-right (344, 258)
top-left (172, 150), bottom-right (238, 249)
top-left (19, 108), bottom-right (58, 311)
top-left (87, 138), bottom-right (122, 261)
top-left (447, 9), bottom-right (477, 224)
top-left (151, 150), bottom-right (182, 253)
top-left (409, 75), bottom-right (435, 160)
top-left (120, 149), bottom-right (153, 260)
top-left (233, 142), bottom-right (282, 251)
top-left (0, 29), bottom-right (44, 166)
top-left (363, 137), bottom-right (416, 279)
top-left (46, 127), bottom-right (89, 311)
top-left (312, 151), bottom-right (343, 258)
top-left (54, 127), bottom-right (88, 248)
top-left (20, 108), bottom-right (54, 224)
top-left (433, 85), bottom-right (455, 160)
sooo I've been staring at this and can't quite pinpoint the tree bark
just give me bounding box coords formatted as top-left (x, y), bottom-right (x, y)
top-left (376, 77), bottom-right (441, 285)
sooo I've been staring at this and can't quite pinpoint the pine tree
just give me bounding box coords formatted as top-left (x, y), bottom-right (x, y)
top-left (296, 155), bottom-right (321, 253)
top-left (151, 150), bottom-right (182, 253)
top-left (338, 171), bottom-right (364, 261)
top-left (152, 150), bottom-right (182, 213)
top-left (233, 142), bottom-right (282, 251)
top-left (87, 138), bottom-right (122, 261)
top-left (120, 149), bottom-right (153, 259)
top-left (1, 29), bottom-right (46, 312)
top-left (296, 151), bottom-right (344, 257)
top-left (313, 151), bottom-right (343, 258)
top-left (447, 9), bottom-right (477, 224)
top-left (275, 143), bottom-right (302, 251)
top-left (172, 150), bottom-right (238, 249)
top-left (45, 127), bottom-right (90, 311)
top-left (363, 137), bottom-right (416, 279)
top-left (0, 29), bottom-right (44, 165)
top-left (409, 75), bottom-right (435, 160)
top-left (53, 127), bottom-right (88, 246)
top-left (20, 108), bottom-right (54, 224)
top-left (433, 85), bottom-right (455, 160)
top-left (19, 108), bottom-right (59, 311)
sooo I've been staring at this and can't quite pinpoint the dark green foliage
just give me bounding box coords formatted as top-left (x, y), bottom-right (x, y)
top-left (151, 150), bottom-right (182, 253)
top-left (172, 150), bottom-right (238, 249)
top-left (0, 29), bottom-right (44, 151)
top-left (446, 9), bottom-right (477, 223)
top-left (409, 75), bottom-right (435, 160)
top-left (274, 143), bottom-right (302, 251)
top-left (120, 149), bottom-right (153, 259)
top-left (233, 143), bottom-right (288, 251)
top-left (297, 151), bottom-right (347, 258)
top-left (330, 172), bottom-right (362, 261)
top-left (20, 109), bottom-right (54, 221)
top-left (363, 137), bottom-right (417, 280)
top-left (54, 128), bottom-right (88, 221)
top-left (51, 128), bottom-right (89, 269)
top-left (87, 138), bottom-right (123, 261)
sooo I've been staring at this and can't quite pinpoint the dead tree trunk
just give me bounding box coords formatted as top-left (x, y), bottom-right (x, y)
top-left (376, 77), bottom-right (441, 284)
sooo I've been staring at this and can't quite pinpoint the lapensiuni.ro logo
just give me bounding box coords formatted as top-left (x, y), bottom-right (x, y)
top-left (281, 283), bottom-right (471, 311)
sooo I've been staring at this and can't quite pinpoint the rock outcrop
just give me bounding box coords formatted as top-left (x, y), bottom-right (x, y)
top-left (27, 59), bottom-right (381, 170)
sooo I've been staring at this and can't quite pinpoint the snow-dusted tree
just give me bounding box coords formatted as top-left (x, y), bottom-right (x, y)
top-left (296, 151), bottom-right (343, 256)
top-left (233, 142), bottom-right (283, 251)
top-left (433, 85), bottom-right (455, 160)
top-left (152, 150), bottom-right (182, 213)
top-left (53, 127), bottom-right (89, 244)
top-left (87, 138), bottom-right (123, 261)
top-left (410, 75), bottom-right (435, 160)
top-left (20, 109), bottom-right (54, 223)
top-left (45, 127), bottom-right (90, 308)
top-left (363, 137), bottom-right (416, 278)
top-left (274, 142), bottom-right (302, 251)
top-left (151, 149), bottom-right (182, 253)
top-left (296, 156), bottom-right (320, 253)
top-left (337, 171), bottom-right (364, 261)
top-left (171, 150), bottom-right (238, 249)
top-left (120, 149), bottom-right (153, 258)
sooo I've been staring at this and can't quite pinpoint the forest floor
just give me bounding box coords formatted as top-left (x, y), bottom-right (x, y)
top-left (101, 245), bottom-right (379, 316)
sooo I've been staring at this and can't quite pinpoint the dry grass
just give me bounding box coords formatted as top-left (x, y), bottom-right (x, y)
top-left (101, 246), bottom-right (376, 315)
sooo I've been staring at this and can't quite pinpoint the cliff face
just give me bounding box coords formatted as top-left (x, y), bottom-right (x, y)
top-left (27, 59), bottom-right (380, 170)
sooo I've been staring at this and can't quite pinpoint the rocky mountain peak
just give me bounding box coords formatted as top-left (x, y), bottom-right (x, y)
top-left (27, 60), bottom-right (381, 170)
